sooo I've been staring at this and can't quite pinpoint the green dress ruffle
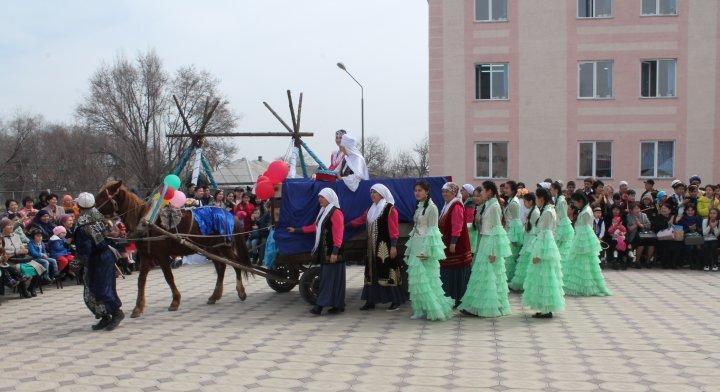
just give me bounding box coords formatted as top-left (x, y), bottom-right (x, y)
top-left (564, 216), bottom-right (612, 296)
top-left (522, 211), bottom-right (566, 314)
top-left (505, 219), bottom-right (525, 282)
top-left (509, 207), bottom-right (540, 292)
top-left (459, 224), bottom-right (512, 317)
top-left (405, 202), bottom-right (454, 321)
top-left (556, 216), bottom-right (574, 264)
top-left (468, 224), bottom-right (479, 254)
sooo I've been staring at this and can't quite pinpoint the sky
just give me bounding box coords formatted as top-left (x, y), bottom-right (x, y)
top-left (0, 0), bottom-right (429, 166)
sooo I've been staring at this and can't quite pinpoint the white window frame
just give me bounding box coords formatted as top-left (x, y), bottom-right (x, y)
top-left (474, 141), bottom-right (508, 179)
top-left (578, 141), bottom-right (613, 179)
top-left (639, 140), bottom-right (675, 179)
top-left (640, 59), bottom-right (677, 98)
top-left (474, 0), bottom-right (508, 22)
top-left (475, 63), bottom-right (509, 101)
top-left (641, 0), bottom-right (678, 16)
top-left (577, 0), bottom-right (613, 19)
top-left (578, 60), bottom-right (614, 99)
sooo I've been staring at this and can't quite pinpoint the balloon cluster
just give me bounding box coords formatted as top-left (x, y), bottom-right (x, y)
top-left (255, 160), bottom-right (289, 200)
top-left (162, 174), bottom-right (187, 208)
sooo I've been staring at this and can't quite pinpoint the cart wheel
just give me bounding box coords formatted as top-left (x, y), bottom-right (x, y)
top-left (299, 266), bottom-right (321, 305)
top-left (266, 265), bottom-right (299, 293)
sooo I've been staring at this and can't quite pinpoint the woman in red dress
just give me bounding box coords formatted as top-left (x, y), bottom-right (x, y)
top-left (438, 182), bottom-right (473, 308)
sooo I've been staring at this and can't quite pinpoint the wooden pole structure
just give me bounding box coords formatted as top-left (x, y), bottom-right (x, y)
top-left (167, 132), bottom-right (313, 138)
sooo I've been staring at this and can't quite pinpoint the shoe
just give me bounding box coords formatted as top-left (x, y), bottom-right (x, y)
top-left (105, 310), bottom-right (125, 331)
top-left (387, 303), bottom-right (400, 311)
top-left (327, 307), bottom-right (344, 314)
top-left (18, 282), bottom-right (31, 298)
top-left (28, 284), bottom-right (37, 297)
top-left (704, 266), bottom-right (710, 271)
top-left (532, 312), bottom-right (553, 318)
top-left (453, 300), bottom-right (461, 309)
top-left (460, 309), bottom-right (476, 317)
top-left (713, 266), bottom-right (719, 271)
top-left (359, 302), bottom-right (375, 311)
top-left (309, 306), bottom-right (322, 315)
top-left (410, 314), bottom-right (424, 320)
top-left (92, 316), bottom-right (112, 331)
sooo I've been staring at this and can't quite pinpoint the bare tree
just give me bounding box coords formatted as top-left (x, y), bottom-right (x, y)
top-left (413, 137), bottom-right (429, 178)
top-left (363, 135), bottom-right (390, 177)
top-left (76, 50), bottom-right (237, 189)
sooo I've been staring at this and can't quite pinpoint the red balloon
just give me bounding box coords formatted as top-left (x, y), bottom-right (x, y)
top-left (255, 180), bottom-right (275, 200)
top-left (257, 175), bottom-right (269, 183)
top-left (266, 160), bottom-right (289, 184)
top-left (163, 187), bottom-right (175, 200)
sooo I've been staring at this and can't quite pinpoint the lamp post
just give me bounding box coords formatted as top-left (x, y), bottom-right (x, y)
top-left (336, 62), bottom-right (364, 155)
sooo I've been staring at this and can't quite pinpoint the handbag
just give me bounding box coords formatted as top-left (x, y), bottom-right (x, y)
top-left (657, 228), bottom-right (674, 241)
top-left (638, 230), bottom-right (657, 240)
top-left (684, 232), bottom-right (704, 245)
top-left (672, 225), bottom-right (685, 241)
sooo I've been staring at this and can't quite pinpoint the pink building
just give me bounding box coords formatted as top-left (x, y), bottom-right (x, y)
top-left (429, 0), bottom-right (720, 190)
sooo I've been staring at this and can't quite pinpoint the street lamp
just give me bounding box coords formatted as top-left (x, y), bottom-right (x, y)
top-left (336, 62), bottom-right (365, 155)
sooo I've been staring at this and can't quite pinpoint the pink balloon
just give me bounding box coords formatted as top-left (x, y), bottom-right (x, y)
top-left (255, 180), bottom-right (275, 200)
top-left (266, 160), bottom-right (289, 184)
top-left (169, 191), bottom-right (187, 208)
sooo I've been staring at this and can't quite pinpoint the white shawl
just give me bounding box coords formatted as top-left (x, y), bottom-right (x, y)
top-left (367, 184), bottom-right (395, 224)
top-left (440, 182), bottom-right (463, 218)
top-left (336, 134), bottom-right (370, 191)
top-left (312, 188), bottom-right (341, 254)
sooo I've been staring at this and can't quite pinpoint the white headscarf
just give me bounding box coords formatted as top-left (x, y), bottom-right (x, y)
top-left (338, 134), bottom-right (370, 180)
top-left (312, 188), bottom-right (341, 254)
top-left (367, 184), bottom-right (395, 224)
top-left (462, 184), bottom-right (475, 196)
top-left (440, 182), bottom-right (462, 217)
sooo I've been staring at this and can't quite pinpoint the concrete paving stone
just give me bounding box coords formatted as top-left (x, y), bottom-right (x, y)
top-left (13, 380), bottom-right (60, 391)
top-left (550, 380), bottom-right (599, 391)
top-left (650, 383), bottom-right (703, 392)
top-left (599, 381), bottom-right (649, 392)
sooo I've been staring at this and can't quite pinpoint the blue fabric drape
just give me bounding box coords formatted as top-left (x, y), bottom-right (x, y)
top-left (192, 207), bottom-right (235, 240)
top-left (275, 177), bottom-right (449, 256)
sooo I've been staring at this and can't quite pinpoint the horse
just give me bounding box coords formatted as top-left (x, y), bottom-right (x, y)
top-left (95, 180), bottom-right (251, 318)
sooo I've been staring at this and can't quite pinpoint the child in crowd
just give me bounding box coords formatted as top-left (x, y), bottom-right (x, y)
top-left (28, 229), bottom-right (58, 282)
top-left (678, 204), bottom-right (703, 270)
top-left (49, 226), bottom-right (75, 277)
top-left (592, 207), bottom-right (606, 265)
top-left (702, 208), bottom-right (720, 271)
top-left (607, 207), bottom-right (628, 270)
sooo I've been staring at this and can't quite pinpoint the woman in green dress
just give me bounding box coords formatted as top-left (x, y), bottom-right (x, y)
top-left (503, 181), bottom-right (524, 282)
top-left (509, 193), bottom-right (540, 291)
top-left (522, 187), bottom-right (566, 318)
top-left (405, 180), bottom-right (454, 321)
top-left (551, 181), bottom-right (574, 271)
top-left (563, 191), bottom-right (612, 296)
top-left (458, 181), bottom-right (512, 317)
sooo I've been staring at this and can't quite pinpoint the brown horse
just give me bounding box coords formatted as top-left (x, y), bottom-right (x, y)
top-left (95, 181), bottom-right (250, 318)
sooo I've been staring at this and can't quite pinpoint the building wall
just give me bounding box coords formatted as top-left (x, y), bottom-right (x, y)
top-left (428, 0), bottom-right (720, 190)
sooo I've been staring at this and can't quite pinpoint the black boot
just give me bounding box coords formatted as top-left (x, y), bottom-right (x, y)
top-left (387, 303), bottom-right (400, 311)
top-left (309, 305), bottom-right (322, 315)
top-left (28, 278), bottom-right (38, 297)
top-left (359, 302), bottom-right (375, 311)
top-left (92, 316), bottom-right (112, 330)
top-left (105, 309), bottom-right (125, 331)
top-left (327, 307), bottom-right (344, 314)
top-left (17, 281), bottom-right (31, 298)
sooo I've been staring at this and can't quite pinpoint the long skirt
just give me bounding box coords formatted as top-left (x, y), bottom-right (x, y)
top-left (85, 251), bottom-right (122, 318)
top-left (440, 265), bottom-right (471, 302)
top-left (361, 284), bottom-right (407, 305)
top-left (316, 262), bottom-right (346, 309)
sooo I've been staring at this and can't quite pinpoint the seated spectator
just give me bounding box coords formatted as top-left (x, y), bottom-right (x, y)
top-left (2, 219), bottom-right (40, 296)
top-left (652, 203), bottom-right (680, 269)
top-left (2, 199), bottom-right (25, 222)
top-left (34, 191), bottom-right (49, 211)
top-left (687, 185), bottom-right (700, 209)
top-left (212, 190), bottom-right (225, 208)
top-left (43, 193), bottom-right (64, 223)
top-left (235, 193), bottom-right (255, 232)
top-left (30, 210), bottom-right (56, 242)
top-left (62, 194), bottom-right (80, 218)
top-left (1, 251), bottom-right (32, 298)
top-left (640, 194), bottom-right (658, 221)
top-left (627, 202), bottom-right (653, 269)
top-left (677, 204), bottom-right (703, 270)
top-left (607, 205), bottom-right (628, 270)
top-left (28, 228), bottom-right (59, 282)
top-left (193, 186), bottom-right (207, 206)
top-left (702, 208), bottom-right (720, 271)
top-left (246, 202), bottom-right (271, 264)
top-left (19, 197), bottom-right (38, 226)
top-left (49, 226), bottom-right (75, 277)
top-left (224, 192), bottom-right (236, 212)
top-left (697, 185), bottom-right (720, 219)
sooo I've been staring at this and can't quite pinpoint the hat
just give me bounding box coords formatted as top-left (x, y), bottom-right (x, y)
top-left (619, 181), bottom-right (628, 186)
top-left (644, 179), bottom-right (655, 185)
top-left (593, 207), bottom-right (602, 212)
top-left (76, 192), bottom-right (95, 209)
top-left (689, 175), bottom-right (701, 183)
top-left (53, 226), bottom-right (66, 236)
top-left (671, 180), bottom-right (684, 188)
top-left (538, 182), bottom-right (551, 190)
top-left (462, 184), bottom-right (475, 195)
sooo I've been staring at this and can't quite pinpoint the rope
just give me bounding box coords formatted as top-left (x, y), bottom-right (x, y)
top-left (106, 225), bottom-right (272, 242)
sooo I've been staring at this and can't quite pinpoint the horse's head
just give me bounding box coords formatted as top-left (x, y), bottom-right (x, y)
top-left (96, 180), bottom-right (125, 217)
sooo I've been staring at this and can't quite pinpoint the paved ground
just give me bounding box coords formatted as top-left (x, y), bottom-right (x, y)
top-left (1, 264), bottom-right (719, 392)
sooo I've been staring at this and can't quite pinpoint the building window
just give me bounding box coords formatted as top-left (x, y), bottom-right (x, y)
top-left (475, 0), bottom-right (508, 22)
top-left (475, 142), bottom-right (508, 179)
top-left (579, 141), bottom-right (612, 178)
top-left (578, 61), bottom-right (613, 99)
top-left (642, 0), bottom-right (677, 16)
top-left (475, 63), bottom-right (509, 100)
top-left (640, 141), bottom-right (674, 178)
top-left (641, 59), bottom-right (676, 98)
top-left (578, 0), bottom-right (612, 18)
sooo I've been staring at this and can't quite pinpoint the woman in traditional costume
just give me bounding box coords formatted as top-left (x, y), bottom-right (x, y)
top-left (438, 182), bottom-right (473, 308)
top-left (404, 180), bottom-right (454, 321)
top-left (509, 192), bottom-right (540, 291)
top-left (461, 184), bottom-right (479, 253)
top-left (349, 184), bottom-right (406, 311)
top-left (328, 129), bottom-right (347, 171)
top-left (564, 191), bottom-right (612, 296)
top-left (551, 181), bottom-right (574, 270)
top-left (74, 192), bottom-right (124, 331)
top-left (522, 187), bottom-right (565, 318)
top-left (503, 181), bottom-right (524, 282)
top-left (458, 181), bottom-right (512, 317)
top-left (334, 133), bottom-right (369, 192)
top-left (287, 188), bottom-right (346, 315)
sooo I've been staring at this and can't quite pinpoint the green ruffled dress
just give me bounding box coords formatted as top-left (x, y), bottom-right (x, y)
top-left (459, 198), bottom-right (512, 317)
top-left (522, 206), bottom-right (566, 314)
top-left (405, 200), bottom-right (454, 321)
top-left (563, 205), bottom-right (612, 296)
top-left (466, 200), bottom-right (479, 254)
top-left (509, 206), bottom-right (540, 291)
top-left (504, 197), bottom-right (525, 282)
top-left (554, 195), bottom-right (574, 270)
